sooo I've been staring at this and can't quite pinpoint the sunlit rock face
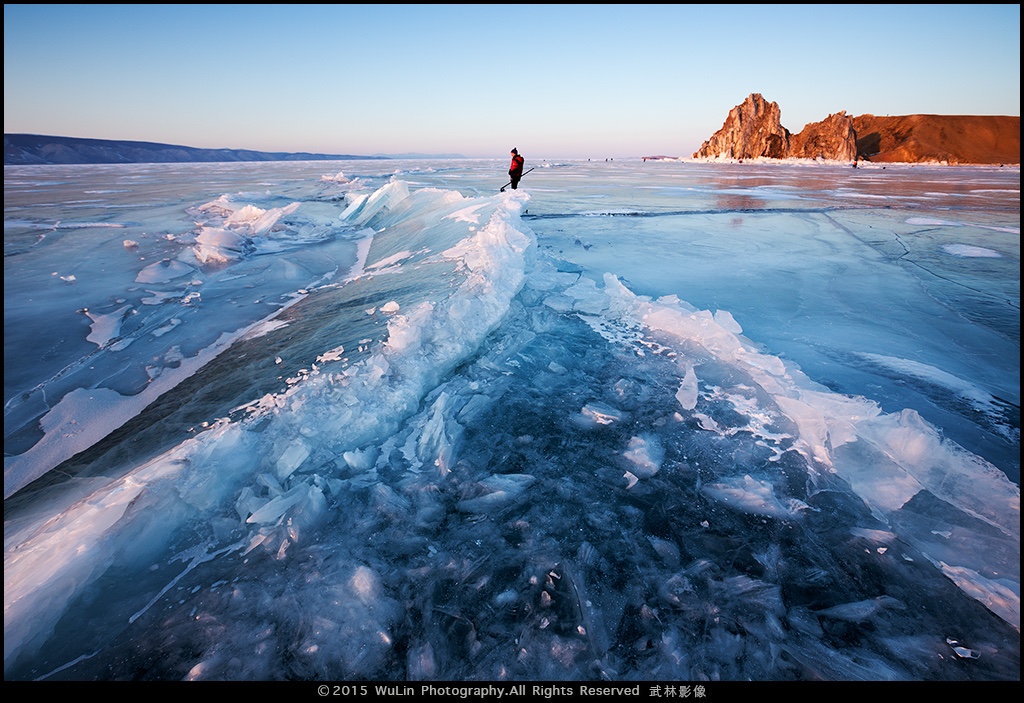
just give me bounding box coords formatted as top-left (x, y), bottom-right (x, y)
top-left (852, 114), bottom-right (1021, 164)
top-left (789, 111), bottom-right (857, 161)
top-left (694, 94), bottom-right (1020, 164)
top-left (693, 93), bottom-right (791, 160)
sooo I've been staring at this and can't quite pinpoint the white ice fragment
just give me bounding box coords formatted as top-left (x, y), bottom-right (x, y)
top-left (575, 402), bottom-right (625, 428)
top-left (384, 303), bottom-right (432, 353)
top-left (340, 180), bottom-right (410, 226)
top-left (366, 250), bottom-right (414, 271)
top-left (193, 227), bottom-right (248, 264)
top-left (350, 565), bottom-right (382, 603)
top-left (84, 305), bottom-right (132, 347)
top-left (694, 413), bottom-right (722, 433)
top-left (380, 300), bottom-right (401, 313)
top-left (561, 278), bottom-right (608, 314)
top-left (853, 408), bottom-right (1020, 542)
top-left (623, 434), bottom-right (664, 479)
top-left (946, 639), bottom-right (981, 659)
top-left (702, 475), bottom-right (792, 518)
top-left (257, 472), bottom-right (285, 496)
top-left (276, 439), bottom-right (310, 480)
top-left (773, 395), bottom-right (836, 468)
top-left (228, 201), bottom-right (300, 235)
top-left (713, 309), bottom-right (742, 334)
top-left (344, 447), bottom-right (379, 470)
top-left (235, 486), bottom-right (264, 521)
top-left (542, 293), bottom-right (575, 312)
top-left (675, 366), bottom-right (699, 411)
top-left (933, 562), bottom-right (1020, 630)
top-left (243, 532), bottom-right (270, 555)
top-left (457, 474), bottom-right (535, 513)
top-left (245, 484), bottom-right (308, 524)
top-left (787, 498), bottom-right (815, 514)
top-left (316, 345), bottom-right (346, 364)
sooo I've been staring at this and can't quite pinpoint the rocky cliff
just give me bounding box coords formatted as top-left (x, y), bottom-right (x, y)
top-left (788, 111), bottom-right (857, 161)
top-left (694, 94), bottom-right (1019, 164)
top-left (692, 94), bottom-right (790, 160)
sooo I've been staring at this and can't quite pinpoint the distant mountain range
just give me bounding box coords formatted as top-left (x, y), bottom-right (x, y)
top-left (3, 134), bottom-right (431, 165)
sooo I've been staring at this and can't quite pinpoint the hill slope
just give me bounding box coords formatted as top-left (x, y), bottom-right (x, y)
top-left (4, 134), bottom-right (384, 165)
top-left (852, 114), bottom-right (1020, 164)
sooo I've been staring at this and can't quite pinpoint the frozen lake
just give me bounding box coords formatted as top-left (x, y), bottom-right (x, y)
top-left (4, 158), bottom-right (1019, 681)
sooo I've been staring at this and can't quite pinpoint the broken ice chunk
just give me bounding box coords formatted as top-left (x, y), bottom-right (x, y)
top-left (675, 366), bottom-right (699, 411)
top-left (316, 345), bottom-right (346, 364)
top-left (276, 439), bottom-right (310, 480)
top-left (702, 475), bottom-right (792, 518)
top-left (573, 401), bottom-right (626, 429)
top-left (946, 638), bottom-right (980, 659)
top-left (457, 474), bottom-right (535, 513)
top-left (623, 434), bottom-right (664, 479)
top-left (816, 595), bottom-right (905, 622)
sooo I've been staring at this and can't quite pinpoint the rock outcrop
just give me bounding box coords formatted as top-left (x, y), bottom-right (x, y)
top-left (788, 111), bottom-right (857, 161)
top-left (692, 94), bottom-right (790, 160)
top-left (694, 94), bottom-right (1020, 164)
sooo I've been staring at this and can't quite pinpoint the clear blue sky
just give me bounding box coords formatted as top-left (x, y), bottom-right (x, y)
top-left (4, 4), bottom-right (1020, 160)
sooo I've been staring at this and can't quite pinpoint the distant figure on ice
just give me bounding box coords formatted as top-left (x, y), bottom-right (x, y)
top-left (508, 148), bottom-right (525, 190)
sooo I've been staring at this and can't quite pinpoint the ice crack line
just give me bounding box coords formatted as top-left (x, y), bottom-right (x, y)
top-left (523, 206), bottom-right (862, 220)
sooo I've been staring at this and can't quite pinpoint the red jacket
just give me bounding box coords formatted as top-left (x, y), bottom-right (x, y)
top-left (509, 153), bottom-right (524, 177)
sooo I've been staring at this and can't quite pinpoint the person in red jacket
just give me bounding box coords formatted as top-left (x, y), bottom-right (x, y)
top-left (508, 148), bottom-right (525, 190)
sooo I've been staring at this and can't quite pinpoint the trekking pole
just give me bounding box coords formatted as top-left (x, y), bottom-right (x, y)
top-left (500, 167), bottom-right (535, 192)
